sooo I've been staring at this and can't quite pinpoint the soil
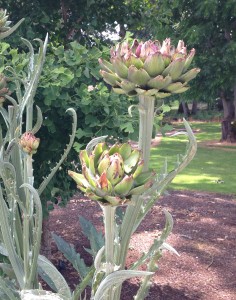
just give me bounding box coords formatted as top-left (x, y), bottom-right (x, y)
top-left (47, 190), bottom-right (236, 300)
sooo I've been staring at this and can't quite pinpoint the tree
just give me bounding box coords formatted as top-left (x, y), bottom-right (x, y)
top-left (0, 0), bottom-right (141, 46)
top-left (143, 0), bottom-right (236, 141)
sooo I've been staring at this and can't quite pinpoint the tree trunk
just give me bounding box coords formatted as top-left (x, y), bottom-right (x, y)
top-left (191, 100), bottom-right (198, 115)
top-left (234, 83), bottom-right (236, 121)
top-left (220, 90), bottom-right (236, 142)
top-left (178, 102), bottom-right (190, 116)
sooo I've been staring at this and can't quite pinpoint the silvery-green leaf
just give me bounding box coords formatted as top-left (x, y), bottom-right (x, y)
top-left (37, 255), bottom-right (71, 299)
top-left (0, 243), bottom-right (8, 256)
top-left (20, 290), bottom-right (65, 300)
top-left (86, 136), bottom-right (108, 155)
top-left (93, 270), bottom-right (153, 300)
top-left (0, 276), bottom-right (18, 300)
top-left (161, 242), bottom-right (180, 256)
top-left (0, 263), bottom-right (16, 279)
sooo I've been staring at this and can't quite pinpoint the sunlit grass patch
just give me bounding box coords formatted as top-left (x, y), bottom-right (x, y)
top-left (150, 122), bottom-right (236, 195)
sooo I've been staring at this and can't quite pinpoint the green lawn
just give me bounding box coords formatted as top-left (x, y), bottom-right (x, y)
top-left (150, 122), bottom-right (236, 195)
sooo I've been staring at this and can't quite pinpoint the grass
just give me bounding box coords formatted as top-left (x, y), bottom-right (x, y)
top-left (150, 122), bottom-right (236, 195)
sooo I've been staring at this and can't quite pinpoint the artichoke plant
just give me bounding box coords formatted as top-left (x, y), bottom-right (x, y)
top-left (99, 38), bottom-right (200, 98)
top-left (69, 142), bottom-right (155, 206)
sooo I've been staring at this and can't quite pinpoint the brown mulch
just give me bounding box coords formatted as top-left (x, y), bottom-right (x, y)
top-left (47, 190), bottom-right (236, 300)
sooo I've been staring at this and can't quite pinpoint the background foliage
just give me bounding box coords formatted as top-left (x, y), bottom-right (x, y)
top-left (0, 40), bottom-right (137, 214)
top-left (1, 0), bottom-right (235, 210)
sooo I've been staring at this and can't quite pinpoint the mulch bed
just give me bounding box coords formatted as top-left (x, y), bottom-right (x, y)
top-left (47, 190), bottom-right (236, 300)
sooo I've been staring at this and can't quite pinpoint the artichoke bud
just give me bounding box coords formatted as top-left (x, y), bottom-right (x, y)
top-left (69, 142), bottom-right (155, 206)
top-left (19, 132), bottom-right (40, 155)
top-left (99, 38), bottom-right (199, 98)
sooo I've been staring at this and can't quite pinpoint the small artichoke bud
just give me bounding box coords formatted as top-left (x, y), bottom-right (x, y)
top-left (0, 73), bottom-right (10, 107)
top-left (99, 38), bottom-right (200, 98)
top-left (68, 142), bottom-right (156, 206)
top-left (19, 132), bottom-right (40, 155)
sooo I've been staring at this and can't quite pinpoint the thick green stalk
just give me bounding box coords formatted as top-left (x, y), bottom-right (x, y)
top-left (113, 95), bottom-right (155, 300)
top-left (102, 205), bottom-right (117, 300)
top-left (23, 154), bottom-right (35, 289)
top-left (138, 95), bottom-right (155, 171)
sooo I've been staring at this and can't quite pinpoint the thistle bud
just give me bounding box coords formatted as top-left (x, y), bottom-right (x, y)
top-left (19, 132), bottom-right (40, 155)
top-left (68, 142), bottom-right (156, 206)
top-left (99, 37), bottom-right (200, 98)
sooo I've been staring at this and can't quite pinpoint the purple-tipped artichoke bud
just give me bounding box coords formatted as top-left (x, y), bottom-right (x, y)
top-left (19, 132), bottom-right (40, 155)
top-left (68, 142), bottom-right (156, 206)
top-left (99, 37), bottom-right (200, 98)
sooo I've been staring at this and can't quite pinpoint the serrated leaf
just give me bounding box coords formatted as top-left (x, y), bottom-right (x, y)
top-left (51, 233), bottom-right (89, 279)
top-left (79, 215), bottom-right (104, 257)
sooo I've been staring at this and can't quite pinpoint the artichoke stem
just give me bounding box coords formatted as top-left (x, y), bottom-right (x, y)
top-left (138, 95), bottom-right (155, 171)
top-left (113, 96), bottom-right (156, 300)
top-left (102, 204), bottom-right (117, 299)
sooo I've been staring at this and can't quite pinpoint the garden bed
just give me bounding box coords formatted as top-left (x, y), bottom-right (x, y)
top-left (47, 190), bottom-right (236, 300)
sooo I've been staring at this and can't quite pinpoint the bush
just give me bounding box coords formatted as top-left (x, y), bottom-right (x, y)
top-left (1, 40), bottom-right (137, 215)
